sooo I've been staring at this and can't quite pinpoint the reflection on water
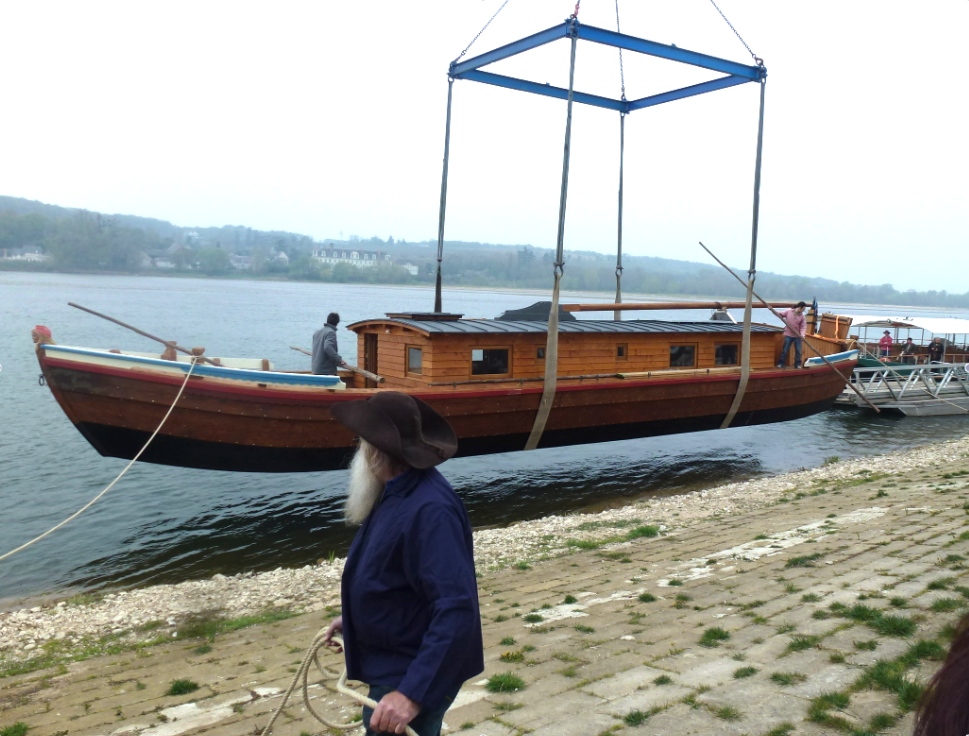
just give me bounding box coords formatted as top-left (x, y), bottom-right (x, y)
top-left (3, 273), bottom-right (969, 602)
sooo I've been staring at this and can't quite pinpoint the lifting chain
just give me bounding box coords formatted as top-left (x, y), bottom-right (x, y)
top-left (454, 0), bottom-right (512, 62)
top-left (707, 0), bottom-right (761, 65)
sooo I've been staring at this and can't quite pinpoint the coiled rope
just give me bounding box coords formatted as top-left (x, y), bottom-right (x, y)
top-left (0, 357), bottom-right (199, 563)
top-left (261, 633), bottom-right (420, 736)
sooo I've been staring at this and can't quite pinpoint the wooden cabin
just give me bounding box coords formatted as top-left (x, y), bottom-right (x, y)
top-left (345, 310), bottom-right (788, 390)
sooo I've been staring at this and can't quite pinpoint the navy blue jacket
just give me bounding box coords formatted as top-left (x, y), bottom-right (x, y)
top-left (341, 467), bottom-right (483, 711)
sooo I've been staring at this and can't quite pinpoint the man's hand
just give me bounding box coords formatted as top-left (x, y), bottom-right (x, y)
top-left (369, 690), bottom-right (420, 735)
top-left (323, 615), bottom-right (343, 652)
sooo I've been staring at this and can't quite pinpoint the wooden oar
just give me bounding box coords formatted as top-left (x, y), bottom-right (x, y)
top-left (698, 243), bottom-right (880, 413)
top-left (69, 302), bottom-right (221, 366)
top-left (289, 346), bottom-right (385, 383)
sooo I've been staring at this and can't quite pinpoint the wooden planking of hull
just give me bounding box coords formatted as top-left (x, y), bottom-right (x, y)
top-left (36, 340), bottom-right (856, 473)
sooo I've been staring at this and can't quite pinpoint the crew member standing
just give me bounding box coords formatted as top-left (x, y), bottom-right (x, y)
top-left (878, 330), bottom-right (894, 358)
top-left (777, 301), bottom-right (807, 368)
top-left (312, 312), bottom-right (349, 375)
top-left (324, 392), bottom-right (483, 736)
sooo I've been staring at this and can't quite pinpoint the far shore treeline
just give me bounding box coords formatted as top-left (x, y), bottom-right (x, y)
top-left (2, 195), bottom-right (966, 308)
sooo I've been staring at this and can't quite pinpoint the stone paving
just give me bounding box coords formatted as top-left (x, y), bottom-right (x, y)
top-left (2, 455), bottom-right (969, 736)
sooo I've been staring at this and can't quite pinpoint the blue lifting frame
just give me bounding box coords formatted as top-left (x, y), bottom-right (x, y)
top-left (448, 17), bottom-right (766, 111)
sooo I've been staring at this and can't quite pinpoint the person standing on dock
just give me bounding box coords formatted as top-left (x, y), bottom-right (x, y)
top-left (879, 330), bottom-right (894, 358)
top-left (324, 392), bottom-right (483, 736)
top-left (928, 337), bottom-right (946, 364)
top-left (312, 312), bottom-right (349, 375)
top-left (777, 301), bottom-right (807, 369)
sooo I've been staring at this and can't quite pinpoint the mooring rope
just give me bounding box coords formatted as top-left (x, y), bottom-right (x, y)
top-left (0, 358), bottom-right (199, 563)
top-left (261, 633), bottom-right (420, 736)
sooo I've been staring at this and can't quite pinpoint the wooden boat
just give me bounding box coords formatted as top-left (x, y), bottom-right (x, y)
top-left (34, 303), bottom-right (857, 472)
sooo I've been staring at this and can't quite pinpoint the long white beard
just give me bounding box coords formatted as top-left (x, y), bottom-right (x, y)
top-left (345, 441), bottom-right (385, 525)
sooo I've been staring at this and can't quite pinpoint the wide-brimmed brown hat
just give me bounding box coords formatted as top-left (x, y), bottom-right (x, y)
top-left (330, 392), bottom-right (457, 469)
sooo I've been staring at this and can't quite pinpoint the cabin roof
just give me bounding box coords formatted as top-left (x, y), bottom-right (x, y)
top-left (348, 317), bottom-right (779, 337)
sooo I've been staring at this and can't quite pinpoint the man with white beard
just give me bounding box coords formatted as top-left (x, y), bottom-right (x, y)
top-left (324, 392), bottom-right (483, 736)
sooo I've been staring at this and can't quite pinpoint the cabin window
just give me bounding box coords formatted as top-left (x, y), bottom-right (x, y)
top-left (471, 347), bottom-right (510, 376)
top-left (536, 347), bottom-right (545, 360)
top-left (616, 344), bottom-right (628, 361)
top-left (669, 344), bottom-right (696, 368)
top-left (715, 343), bottom-right (739, 366)
top-left (406, 346), bottom-right (423, 375)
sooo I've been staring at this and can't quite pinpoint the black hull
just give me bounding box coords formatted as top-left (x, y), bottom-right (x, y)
top-left (75, 395), bottom-right (836, 473)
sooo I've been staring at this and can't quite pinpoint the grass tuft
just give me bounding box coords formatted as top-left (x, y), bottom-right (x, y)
top-left (486, 672), bottom-right (525, 693)
top-left (699, 627), bottom-right (731, 647)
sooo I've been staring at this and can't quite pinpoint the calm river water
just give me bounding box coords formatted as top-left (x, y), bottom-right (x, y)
top-left (3, 272), bottom-right (969, 604)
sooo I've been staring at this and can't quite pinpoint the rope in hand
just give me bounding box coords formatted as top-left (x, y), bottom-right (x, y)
top-left (261, 632), bottom-right (420, 736)
top-left (0, 357), bottom-right (198, 563)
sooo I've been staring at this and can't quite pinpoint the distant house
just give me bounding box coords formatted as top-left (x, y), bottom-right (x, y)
top-left (0, 246), bottom-right (49, 262)
top-left (312, 245), bottom-right (392, 270)
top-left (230, 254), bottom-right (252, 270)
top-left (144, 249), bottom-right (176, 269)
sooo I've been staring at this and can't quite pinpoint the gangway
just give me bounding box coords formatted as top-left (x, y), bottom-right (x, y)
top-left (836, 363), bottom-right (969, 416)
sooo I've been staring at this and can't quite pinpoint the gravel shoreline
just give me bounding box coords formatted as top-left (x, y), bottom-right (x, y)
top-left (3, 434), bottom-right (969, 663)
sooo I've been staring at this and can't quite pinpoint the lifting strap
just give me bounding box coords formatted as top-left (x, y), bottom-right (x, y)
top-left (720, 73), bottom-right (767, 429)
top-left (613, 0), bottom-right (626, 321)
top-left (525, 18), bottom-right (579, 451)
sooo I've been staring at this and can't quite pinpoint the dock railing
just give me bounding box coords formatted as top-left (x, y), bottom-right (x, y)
top-left (843, 362), bottom-right (969, 406)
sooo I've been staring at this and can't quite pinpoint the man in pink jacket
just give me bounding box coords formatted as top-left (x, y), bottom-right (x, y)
top-left (777, 301), bottom-right (807, 368)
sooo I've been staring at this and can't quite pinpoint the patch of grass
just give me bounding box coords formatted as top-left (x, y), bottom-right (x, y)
top-left (713, 706), bottom-right (742, 721)
top-left (499, 637), bottom-right (516, 646)
top-left (165, 678), bottom-right (200, 696)
top-left (513, 561), bottom-right (531, 570)
top-left (870, 615), bottom-right (917, 637)
top-left (786, 635), bottom-right (821, 653)
top-left (699, 627), bottom-right (731, 648)
top-left (486, 672), bottom-right (525, 693)
top-left (762, 723), bottom-right (795, 736)
top-left (623, 709), bottom-right (652, 726)
top-left (574, 624), bottom-right (595, 634)
top-left (522, 613), bottom-right (543, 624)
top-left (653, 674), bottom-right (673, 685)
top-left (930, 597), bottom-right (965, 613)
top-left (177, 607), bottom-right (295, 641)
top-left (0, 724), bottom-right (30, 736)
top-left (563, 595), bottom-right (577, 604)
top-left (638, 592), bottom-right (657, 603)
top-left (770, 672), bottom-right (807, 687)
top-left (801, 593), bottom-right (821, 603)
top-left (667, 578), bottom-right (683, 587)
top-left (494, 701), bottom-right (523, 711)
top-left (829, 652), bottom-right (846, 664)
top-left (889, 596), bottom-right (909, 608)
top-left (192, 644), bottom-right (212, 655)
top-left (733, 666), bottom-right (758, 679)
top-left (854, 640), bottom-right (878, 651)
top-left (927, 576), bottom-right (955, 591)
top-left (627, 525), bottom-right (661, 540)
top-left (499, 651), bottom-right (524, 663)
top-left (784, 552), bottom-right (824, 568)
top-left (870, 712), bottom-right (897, 729)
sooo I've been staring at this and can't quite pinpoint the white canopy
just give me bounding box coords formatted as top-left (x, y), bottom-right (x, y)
top-left (842, 316), bottom-right (969, 336)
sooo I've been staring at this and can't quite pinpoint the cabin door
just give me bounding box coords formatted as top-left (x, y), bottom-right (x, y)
top-left (364, 333), bottom-right (378, 388)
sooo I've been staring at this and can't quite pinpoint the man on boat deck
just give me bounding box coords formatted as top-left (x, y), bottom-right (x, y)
top-left (900, 337), bottom-right (917, 364)
top-left (777, 301), bottom-right (807, 369)
top-left (312, 312), bottom-right (349, 375)
top-left (879, 330), bottom-right (894, 358)
top-left (324, 392), bottom-right (483, 736)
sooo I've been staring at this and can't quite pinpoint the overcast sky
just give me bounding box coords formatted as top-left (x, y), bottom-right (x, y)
top-left (1, 1), bottom-right (966, 294)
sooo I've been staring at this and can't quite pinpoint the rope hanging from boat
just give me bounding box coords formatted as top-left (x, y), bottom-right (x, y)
top-left (261, 633), bottom-right (420, 736)
top-left (613, 0), bottom-right (626, 321)
top-left (0, 358), bottom-right (199, 564)
top-left (525, 18), bottom-right (579, 451)
top-left (719, 67), bottom-right (767, 430)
